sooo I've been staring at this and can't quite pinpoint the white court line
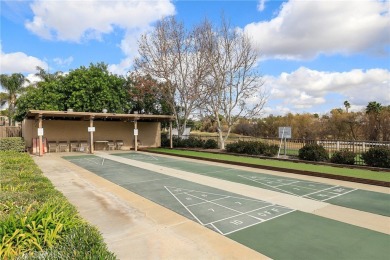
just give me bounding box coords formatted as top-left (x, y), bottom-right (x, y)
top-left (207, 205), bottom-right (276, 225)
top-left (302, 185), bottom-right (341, 198)
top-left (221, 220), bottom-right (263, 236)
top-left (320, 188), bottom-right (358, 202)
top-left (209, 223), bottom-right (224, 235)
top-left (203, 168), bottom-right (236, 175)
top-left (273, 180), bottom-right (301, 187)
top-left (164, 186), bottom-right (271, 203)
top-left (222, 209), bottom-right (297, 236)
top-left (287, 183), bottom-right (320, 192)
top-left (239, 175), bottom-right (297, 196)
top-left (183, 193), bottom-right (244, 214)
top-left (124, 177), bottom-right (173, 185)
top-left (186, 196), bottom-right (230, 207)
top-left (164, 186), bottom-right (205, 225)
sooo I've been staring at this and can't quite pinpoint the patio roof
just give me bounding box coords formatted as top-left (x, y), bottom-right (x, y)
top-left (26, 110), bottom-right (175, 122)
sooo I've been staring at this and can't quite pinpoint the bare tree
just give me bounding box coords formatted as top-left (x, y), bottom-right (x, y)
top-left (134, 17), bottom-right (209, 136)
top-left (200, 18), bottom-right (267, 149)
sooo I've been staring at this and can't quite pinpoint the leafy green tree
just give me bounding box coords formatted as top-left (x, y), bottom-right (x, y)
top-left (62, 63), bottom-right (130, 113)
top-left (0, 73), bottom-right (29, 125)
top-left (15, 63), bottom-right (132, 121)
top-left (15, 80), bottom-right (65, 122)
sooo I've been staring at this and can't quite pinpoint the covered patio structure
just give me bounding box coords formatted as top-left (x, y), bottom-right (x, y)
top-left (23, 110), bottom-right (175, 156)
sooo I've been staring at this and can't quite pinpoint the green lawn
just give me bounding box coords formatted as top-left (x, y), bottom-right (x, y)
top-left (147, 148), bottom-right (390, 182)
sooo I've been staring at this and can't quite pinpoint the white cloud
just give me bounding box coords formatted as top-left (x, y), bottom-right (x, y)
top-left (245, 0), bottom-right (390, 60)
top-left (53, 56), bottom-right (74, 67)
top-left (25, 0), bottom-right (175, 74)
top-left (0, 44), bottom-right (47, 74)
top-left (264, 67), bottom-right (390, 113)
top-left (257, 0), bottom-right (267, 11)
top-left (25, 0), bottom-right (175, 42)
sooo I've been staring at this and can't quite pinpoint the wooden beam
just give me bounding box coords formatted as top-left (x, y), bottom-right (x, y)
top-left (38, 114), bottom-right (43, 156)
top-left (89, 116), bottom-right (94, 154)
top-left (169, 120), bottom-right (173, 149)
top-left (134, 120), bottom-right (138, 152)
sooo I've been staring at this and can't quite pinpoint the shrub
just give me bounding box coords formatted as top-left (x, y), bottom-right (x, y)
top-left (361, 146), bottom-right (390, 168)
top-left (203, 139), bottom-right (218, 149)
top-left (298, 143), bottom-right (329, 162)
top-left (225, 141), bottom-right (278, 157)
top-left (264, 145), bottom-right (279, 157)
top-left (0, 151), bottom-right (115, 259)
top-left (330, 149), bottom-right (356, 165)
top-left (0, 137), bottom-right (25, 152)
top-left (183, 136), bottom-right (205, 148)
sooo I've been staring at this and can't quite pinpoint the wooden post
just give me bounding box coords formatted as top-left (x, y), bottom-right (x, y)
top-left (169, 120), bottom-right (173, 149)
top-left (134, 120), bottom-right (138, 152)
top-left (89, 116), bottom-right (94, 154)
top-left (38, 114), bottom-right (43, 157)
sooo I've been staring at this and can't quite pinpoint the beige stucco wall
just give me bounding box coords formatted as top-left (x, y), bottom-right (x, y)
top-left (23, 119), bottom-right (161, 149)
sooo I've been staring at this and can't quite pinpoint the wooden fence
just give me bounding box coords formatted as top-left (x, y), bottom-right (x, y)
top-left (0, 126), bottom-right (22, 138)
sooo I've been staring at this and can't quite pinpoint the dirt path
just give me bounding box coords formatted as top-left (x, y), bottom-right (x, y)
top-left (33, 153), bottom-right (268, 260)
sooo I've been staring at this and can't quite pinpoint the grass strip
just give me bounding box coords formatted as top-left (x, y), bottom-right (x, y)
top-left (0, 151), bottom-right (116, 259)
top-left (147, 148), bottom-right (390, 182)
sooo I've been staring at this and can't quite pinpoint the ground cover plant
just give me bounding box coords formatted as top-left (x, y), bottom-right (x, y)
top-left (0, 137), bottom-right (25, 152)
top-left (0, 151), bottom-right (116, 259)
top-left (148, 148), bottom-right (390, 182)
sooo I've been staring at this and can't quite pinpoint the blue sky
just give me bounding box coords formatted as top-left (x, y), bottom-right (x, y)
top-left (1, 0), bottom-right (389, 116)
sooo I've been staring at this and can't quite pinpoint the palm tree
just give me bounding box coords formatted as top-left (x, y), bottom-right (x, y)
top-left (366, 101), bottom-right (382, 114)
top-left (343, 100), bottom-right (350, 113)
top-left (0, 73), bottom-right (29, 125)
top-left (365, 101), bottom-right (382, 141)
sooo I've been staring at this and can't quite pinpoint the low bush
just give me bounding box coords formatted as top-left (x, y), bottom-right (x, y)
top-left (0, 151), bottom-right (116, 259)
top-left (298, 143), bottom-right (329, 162)
top-left (226, 141), bottom-right (278, 157)
top-left (203, 139), bottom-right (218, 149)
top-left (0, 137), bottom-right (25, 152)
top-left (361, 146), bottom-right (390, 168)
top-left (160, 134), bottom-right (218, 149)
top-left (330, 149), bottom-right (356, 165)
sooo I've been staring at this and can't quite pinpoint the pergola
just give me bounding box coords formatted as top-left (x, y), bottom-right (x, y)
top-left (26, 110), bottom-right (175, 156)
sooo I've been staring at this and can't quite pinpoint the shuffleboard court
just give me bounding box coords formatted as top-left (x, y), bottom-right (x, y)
top-left (113, 152), bottom-right (390, 216)
top-left (64, 155), bottom-right (390, 260)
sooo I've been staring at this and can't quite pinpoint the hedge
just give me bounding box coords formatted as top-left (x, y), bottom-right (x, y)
top-left (161, 134), bottom-right (218, 149)
top-left (225, 141), bottom-right (278, 157)
top-left (0, 151), bottom-right (116, 259)
top-left (362, 146), bottom-right (390, 168)
top-left (298, 143), bottom-right (329, 162)
top-left (330, 149), bottom-right (356, 165)
top-left (0, 137), bottom-right (25, 152)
